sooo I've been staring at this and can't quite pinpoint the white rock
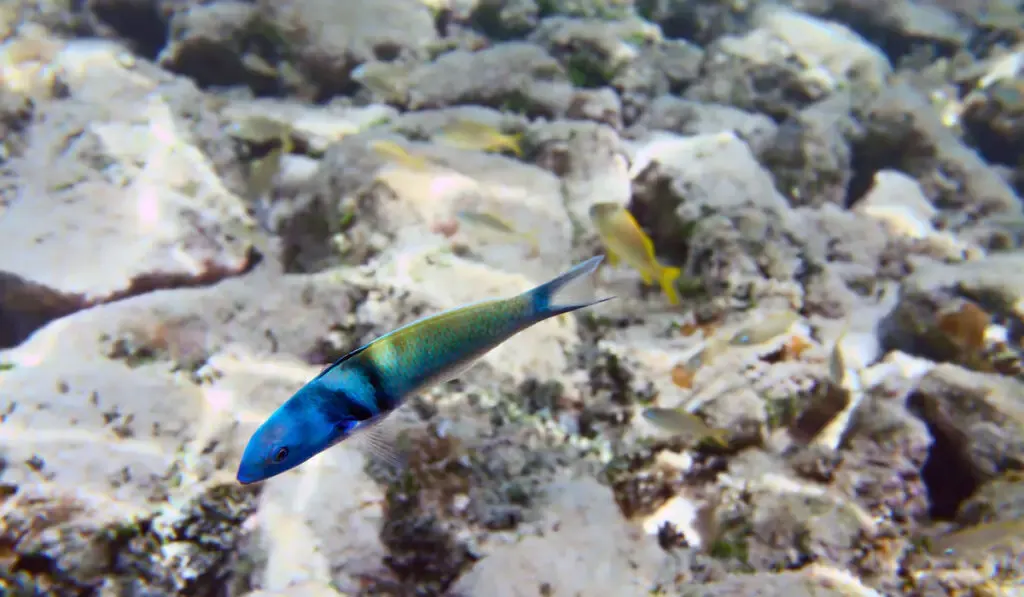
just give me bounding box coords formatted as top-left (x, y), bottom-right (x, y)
top-left (855, 170), bottom-right (937, 240)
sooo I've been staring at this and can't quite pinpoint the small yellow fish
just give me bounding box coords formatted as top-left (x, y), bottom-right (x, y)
top-left (369, 140), bottom-right (433, 171)
top-left (434, 120), bottom-right (523, 157)
top-left (455, 210), bottom-right (539, 255)
top-left (928, 518), bottom-right (1024, 557)
top-left (729, 310), bottom-right (800, 346)
top-left (588, 202), bottom-right (683, 305)
top-left (642, 407), bottom-right (729, 447)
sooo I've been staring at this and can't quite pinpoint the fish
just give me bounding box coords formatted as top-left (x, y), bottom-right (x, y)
top-left (237, 256), bottom-right (614, 484)
top-left (728, 310), bottom-right (800, 346)
top-left (588, 202), bottom-right (683, 305)
top-left (351, 61), bottom-right (412, 103)
top-left (434, 120), bottom-right (523, 157)
top-left (455, 210), bottom-right (539, 255)
top-left (928, 518), bottom-right (1024, 557)
top-left (369, 139), bottom-right (434, 171)
top-left (227, 116), bottom-right (295, 203)
top-left (642, 407), bottom-right (729, 447)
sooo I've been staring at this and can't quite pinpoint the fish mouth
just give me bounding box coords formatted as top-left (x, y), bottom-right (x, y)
top-left (235, 468), bottom-right (261, 485)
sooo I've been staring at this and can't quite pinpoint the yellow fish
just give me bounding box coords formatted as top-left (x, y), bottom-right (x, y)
top-left (435, 120), bottom-right (523, 157)
top-left (369, 139), bottom-right (433, 171)
top-left (588, 202), bottom-right (683, 305)
top-left (642, 407), bottom-right (729, 447)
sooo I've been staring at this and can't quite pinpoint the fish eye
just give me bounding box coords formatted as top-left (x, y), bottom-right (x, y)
top-left (272, 446), bottom-right (289, 463)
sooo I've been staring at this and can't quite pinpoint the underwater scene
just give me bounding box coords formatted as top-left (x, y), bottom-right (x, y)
top-left (1, 0), bottom-right (1024, 595)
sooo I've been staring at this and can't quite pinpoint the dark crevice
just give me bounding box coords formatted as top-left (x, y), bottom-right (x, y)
top-left (918, 418), bottom-right (980, 520)
top-left (0, 249), bottom-right (261, 350)
top-left (89, 1), bottom-right (169, 60)
top-left (909, 389), bottom-right (983, 520)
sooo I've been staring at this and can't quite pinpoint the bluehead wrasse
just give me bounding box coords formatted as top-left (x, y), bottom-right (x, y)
top-left (589, 202), bottom-right (682, 305)
top-left (236, 257), bottom-right (614, 484)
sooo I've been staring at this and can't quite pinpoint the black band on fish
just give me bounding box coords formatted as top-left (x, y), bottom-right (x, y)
top-left (356, 360), bottom-right (392, 416)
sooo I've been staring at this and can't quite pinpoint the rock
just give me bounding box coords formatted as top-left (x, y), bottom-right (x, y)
top-left (406, 42), bottom-right (566, 111)
top-left (241, 581), bottom-right (344, 597)
top-left (708, 452), bottom-right (877, 572)
top-left (760, 93), bottom-right (859, 207)
top-left (853, 170), bottom-right (939, 240)
top-left (159, 2), bottom-right (273, 92)
top-left (447, 477), bottom-right (662, 597)
top-left (0, 37), bottom-right (256, 348)
top-left (854, 80), bottom-right (1020, 216)
top-left (542, 0), bottom-right (637, 19)
top-left (803, 0), bottom-right (969, 58)
top-left (628, 131), bottom-right (804, 304)
top-left (685, 6), bottom-right (892, 119)
top-left (611, 39), bottom-right (704, 123)
top-left (529, 16), bottom-right (660, 89)
top-left (794, 204), bottom-right (905, 318)
top-left (882, 253), bottom-right (1024, 375)
top-left (221, 98), bottom-right (397, 155)
top-left (529, 120), bottom-right (631, 228)
top-left (470, 0), bottom-right (542, 38)
top-left (961, 77), bottom-right (1024, 169)
top-left (0, 264), bottom-right (435, 593)
top-left (956, 472), bottom-right (1024, 527)
top-left (565, 86), bottom-right (623, 128)
top-left (680, 564), bottom-right (884, 596)
top-left (278, 120), bottom-right (572, 277)
top-left (256, 0), bottom-right (437, 99)
top-left (254, 447), bottom-right (387, 594)
top-left (636, 0), bottom-right (757, 46)
top-left (0, 480), bottom-right (258, 595)
top-left (631, 96), bottom-right (778, 155)
top-left (909, 365), bottom-right (1024, 510)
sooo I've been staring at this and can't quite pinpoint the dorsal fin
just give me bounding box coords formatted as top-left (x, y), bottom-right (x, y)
top-left (313, 343), bottom-right (371, 380)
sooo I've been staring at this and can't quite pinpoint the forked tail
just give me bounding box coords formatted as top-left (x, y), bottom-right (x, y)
top-left (526, 256), bottom-right (615, 319)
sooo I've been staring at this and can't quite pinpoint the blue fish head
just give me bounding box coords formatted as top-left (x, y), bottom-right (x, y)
top-left (236, 397), bottom-right (342, 484)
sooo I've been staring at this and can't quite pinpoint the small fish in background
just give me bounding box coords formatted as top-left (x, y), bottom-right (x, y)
top-left (237, 256), bottom-right (614, 484)
top-left (434, 119), bottom-right (524, 157)
top-left (227, 116), bottom-right (295, 225)
top-left (728, 310), bottom-right (801, 347)
top-left (642, 407), bottom-right (729, 447)
top-left (589, 202), bottom-right (683, 305)
top-left (926, 517), bottom-right (1024, 557)
top-left (369, 139), bottom-right (434, 172)
top-left (351, 61), bottom-right (413, 104)
top-left (455, 209), bottom-right (540, 257)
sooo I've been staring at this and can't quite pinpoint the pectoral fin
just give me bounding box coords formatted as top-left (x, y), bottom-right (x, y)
top-left (349, 415), bottom-right (406, 469)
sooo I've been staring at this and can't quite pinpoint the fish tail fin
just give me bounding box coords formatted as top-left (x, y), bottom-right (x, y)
top-left (526, 256), bottom-right (614, 319)
top-left (506, 132), bottom-right (524, 157)
top-left (659, 265), bottom-right (683, 306)
top-left (708, 428), bottom-right (730, 447)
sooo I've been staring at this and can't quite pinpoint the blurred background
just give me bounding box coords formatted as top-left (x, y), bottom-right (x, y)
top-left (0, 0), bottom-right (1023, 595)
